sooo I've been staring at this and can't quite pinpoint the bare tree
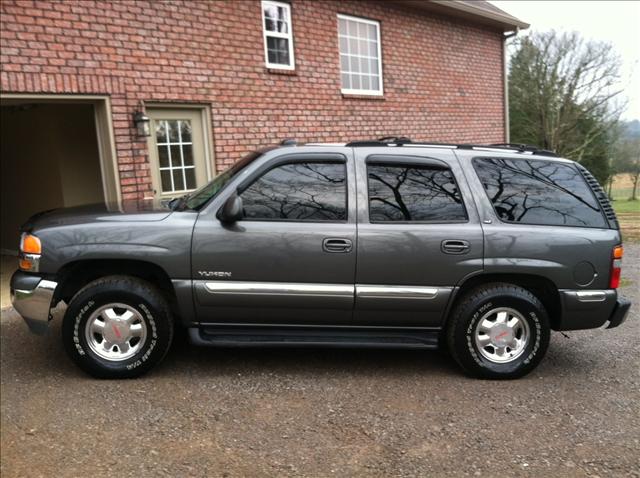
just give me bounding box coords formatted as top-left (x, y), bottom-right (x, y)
top-left (614, 138), bottom-right (640, 201)
top-left (509, 31), bottom-right (625, 183)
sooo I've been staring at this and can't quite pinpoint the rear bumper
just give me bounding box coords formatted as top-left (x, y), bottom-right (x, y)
top-left (607, 296), bottom-right (631, 329)
top-left (557, 289), bottom-right (631, 331)
top-left (10, 271), bottom-right (57, 335)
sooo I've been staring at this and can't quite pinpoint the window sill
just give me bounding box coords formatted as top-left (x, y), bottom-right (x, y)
top-left (266, 68), bottom-right (297, 76)
top-left (341, 93), bottom-right (385, 101)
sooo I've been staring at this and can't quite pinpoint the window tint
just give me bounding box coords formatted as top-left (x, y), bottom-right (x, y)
top-left (241, 162), bottom-right (347, 221)
top-left (473, 158), bottom-right (606, 228)
top-left (367, 164), bottom-right (467, 222)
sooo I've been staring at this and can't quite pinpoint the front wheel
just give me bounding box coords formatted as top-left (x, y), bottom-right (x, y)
top-left (446, 283), bottom-right (550, 379)
top-left (62, 276), bottom-right (174, 379)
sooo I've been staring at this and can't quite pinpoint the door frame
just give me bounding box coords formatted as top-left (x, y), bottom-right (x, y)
top-left (0, 93), bottom-right (120, 205)
top-left (143, 103), bottom-right (216, 188)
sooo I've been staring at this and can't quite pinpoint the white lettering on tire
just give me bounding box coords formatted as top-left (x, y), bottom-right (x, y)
top-left (73, 300), bottom-right (94, 356)
top-left (125, 303), bottom-right (158, 371)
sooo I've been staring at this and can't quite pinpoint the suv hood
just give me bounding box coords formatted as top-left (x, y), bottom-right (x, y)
top-left (22, 200), bottom-right (173, 232)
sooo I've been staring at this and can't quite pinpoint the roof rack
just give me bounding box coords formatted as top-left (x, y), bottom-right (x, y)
top-left (489, 143), bottom-right (558, 157)
top-left (343, 137), bottom-right (558, 157)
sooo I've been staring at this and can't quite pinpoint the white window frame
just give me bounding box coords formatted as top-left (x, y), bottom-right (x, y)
top-left (262, 0), bottom-right (295, 70)
top-left (337, 14), bottom-right (383, 96)
top-left (156, 119), bottom-right (197, 195)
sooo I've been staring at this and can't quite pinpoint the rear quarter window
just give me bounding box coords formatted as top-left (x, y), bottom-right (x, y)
top-left (473, 157), bottom-right (607, 228)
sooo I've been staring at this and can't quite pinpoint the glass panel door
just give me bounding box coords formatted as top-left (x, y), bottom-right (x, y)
top-left (146, 108), bottom-right (210, 200)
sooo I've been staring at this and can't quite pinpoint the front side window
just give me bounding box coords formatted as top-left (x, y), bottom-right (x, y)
top-left (338, 14), bottom-right (382, 95)
top-left (262, 0), bottom-right (295, 70)
top-left (367, 164), bottom-right (467, 222)
top-left (241, 162), bottom-right (347, 221)
top-left (473, 158), bottom-right (606, 228)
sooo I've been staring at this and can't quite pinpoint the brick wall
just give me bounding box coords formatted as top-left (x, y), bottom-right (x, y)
top-left (1, 0), bottom-right (506, 200)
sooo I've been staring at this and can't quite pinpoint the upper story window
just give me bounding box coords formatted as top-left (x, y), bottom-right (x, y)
top-left (262, 0), bottom-right (295, 70)
top-left (367, 164), bottom-right (467, 222)
top-left (338, 14), bottom-right (383, 96)
top-left (473, 158), bottom-right (607, 228)
top-left (240, 161), bottom-right (347, 221)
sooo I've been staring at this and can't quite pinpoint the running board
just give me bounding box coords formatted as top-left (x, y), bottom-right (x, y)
top-left (189, 325), bottom-right (440, 349)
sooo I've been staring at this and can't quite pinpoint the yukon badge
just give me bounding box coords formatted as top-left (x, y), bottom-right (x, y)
top-left (198, 271), bottom-right (232, 278)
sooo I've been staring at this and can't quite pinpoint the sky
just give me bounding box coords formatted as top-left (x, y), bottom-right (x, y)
top-left (491, 1), bottom-right (640, 121)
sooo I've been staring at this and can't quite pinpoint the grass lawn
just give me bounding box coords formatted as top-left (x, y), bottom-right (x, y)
top-left (613, 199), bottom-right (640, 242)
top-left (612, 199), bottom-right (640, 214)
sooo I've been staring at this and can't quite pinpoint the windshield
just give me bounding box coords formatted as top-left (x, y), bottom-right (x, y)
top-left (183, 151), bottom-right (263, 210)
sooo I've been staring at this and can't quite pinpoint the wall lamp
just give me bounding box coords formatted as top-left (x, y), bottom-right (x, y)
top-left (133, 111), bottom-right (151, 137)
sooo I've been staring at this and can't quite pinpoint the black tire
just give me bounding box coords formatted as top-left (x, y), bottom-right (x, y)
top-left (62, 276), bottom-right (174, 379)
top-left (446, 283), bottom-right (550, 380)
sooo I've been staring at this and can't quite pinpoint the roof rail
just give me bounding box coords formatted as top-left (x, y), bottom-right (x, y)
top-left (343, 137), bottom-right (559, 157)
top-left (280, 138), bottom-right (298, 146)
top-left (378, 136), bottom-right (412, 144)
top-left (489, 143), bottom-right (558, 157)
top-left (345, 136), bottom-right (413, 147)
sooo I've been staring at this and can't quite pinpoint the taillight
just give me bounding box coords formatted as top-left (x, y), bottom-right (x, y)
top-left (610, 245), bottom-right (623, 289)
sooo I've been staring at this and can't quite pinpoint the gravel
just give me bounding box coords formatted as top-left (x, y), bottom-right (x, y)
top-left (1, 245), bottom-right (639, 477)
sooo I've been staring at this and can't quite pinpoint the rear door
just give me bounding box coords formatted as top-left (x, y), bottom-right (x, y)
top-left (353, 147), bottom-right (484, 326)
top-left (191, 148), bottom-right (357, 324)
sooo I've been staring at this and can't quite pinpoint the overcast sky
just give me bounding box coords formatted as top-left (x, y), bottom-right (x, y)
top-left (491, 1), bottom-right (640, 121)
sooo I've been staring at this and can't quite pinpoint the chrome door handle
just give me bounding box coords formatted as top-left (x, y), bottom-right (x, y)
top-left (441, 240), bottom-right (470, 254)
top-left (323, 238), bottom-right (353, 253)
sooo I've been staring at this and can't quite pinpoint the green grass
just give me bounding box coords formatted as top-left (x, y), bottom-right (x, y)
top-left (612, 199), bottom-right (640, 242)
top-left (612, 199), bottom-right (640, 214)
top-left (620, 278), bottom-right (634, 288)
top-left (610, 187), bottom-right (634, 200)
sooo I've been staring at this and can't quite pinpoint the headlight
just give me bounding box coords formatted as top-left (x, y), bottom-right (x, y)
top-left (19, 233), bottom-right (41, 272)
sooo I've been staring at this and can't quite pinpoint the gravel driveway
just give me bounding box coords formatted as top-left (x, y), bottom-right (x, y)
top-left (1, 246), bottom-right (639, 477)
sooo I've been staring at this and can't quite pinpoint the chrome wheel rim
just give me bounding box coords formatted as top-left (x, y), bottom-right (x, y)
top-left (85, 303), bottom-right (147, 362)
top-left (474, 307), bottom-right (530, 363)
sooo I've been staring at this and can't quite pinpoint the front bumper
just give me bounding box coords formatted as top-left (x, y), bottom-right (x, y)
top-left (10, 271), bottom-right (57, 335)
top-left (557, 289), bottom-right (631, 331)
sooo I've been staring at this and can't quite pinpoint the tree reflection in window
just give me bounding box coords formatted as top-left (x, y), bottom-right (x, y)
top-left (367, 165), bottom-right (467, 222)
top-left (241, 162), bottom-right (347, 221)
top-left (473, 158), bottom-right (606, 227)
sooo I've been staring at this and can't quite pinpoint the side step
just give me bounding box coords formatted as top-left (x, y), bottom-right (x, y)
top-left (188, 325), bottom-right (440, 349)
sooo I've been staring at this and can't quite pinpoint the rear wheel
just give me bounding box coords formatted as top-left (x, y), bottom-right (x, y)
top-left (446, 283), bottom-right (550, 379)
top-left (62, 276), bottom-right (174, 379)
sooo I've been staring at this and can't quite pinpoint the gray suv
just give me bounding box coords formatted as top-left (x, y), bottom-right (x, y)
top-left (10, 138), bottom-right (631, 379)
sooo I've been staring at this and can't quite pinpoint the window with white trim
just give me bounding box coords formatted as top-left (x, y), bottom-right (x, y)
top-left (338, 14), bottom-right (382, 95)
top-left (155, 120), bottom-right (197, 194)
top-left (262, 0), bottom-right (295, 70)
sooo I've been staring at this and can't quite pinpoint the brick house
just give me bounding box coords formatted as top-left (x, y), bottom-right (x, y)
top-left (0, 0), bottom-right (526, 252)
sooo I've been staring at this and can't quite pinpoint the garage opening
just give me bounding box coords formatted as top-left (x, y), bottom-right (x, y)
top-left (0, 97), bottom-right (118, 308)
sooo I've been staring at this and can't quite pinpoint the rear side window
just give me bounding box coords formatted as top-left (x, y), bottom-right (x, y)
top-left (240, 161), bottom-right (347, 221)
top-left (367, 164), bottom-right (467, 222)
top-left (473, 158), bottom-right (606, 228)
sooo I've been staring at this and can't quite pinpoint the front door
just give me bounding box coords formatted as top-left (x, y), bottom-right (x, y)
top-left (191, 150), bottom-right (358, 325)
top-left (353, 148), bottom-right (484, 327)
top-left (146, 108), bottom-right (210, 200)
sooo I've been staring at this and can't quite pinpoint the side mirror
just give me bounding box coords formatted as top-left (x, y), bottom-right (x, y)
top-left (217, 193), bottom-right (243, 223)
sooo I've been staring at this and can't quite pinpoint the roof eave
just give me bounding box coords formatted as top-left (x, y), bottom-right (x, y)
top-left (391, 0), bottom-right (530, 32)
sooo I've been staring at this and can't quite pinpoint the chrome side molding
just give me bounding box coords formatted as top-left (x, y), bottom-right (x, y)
top-left (203, 281), bottom-right (442, 300)
top-left (204, 281), bottom-right (354, 297)
top-left (356, 285), bottom-right (439, 300)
